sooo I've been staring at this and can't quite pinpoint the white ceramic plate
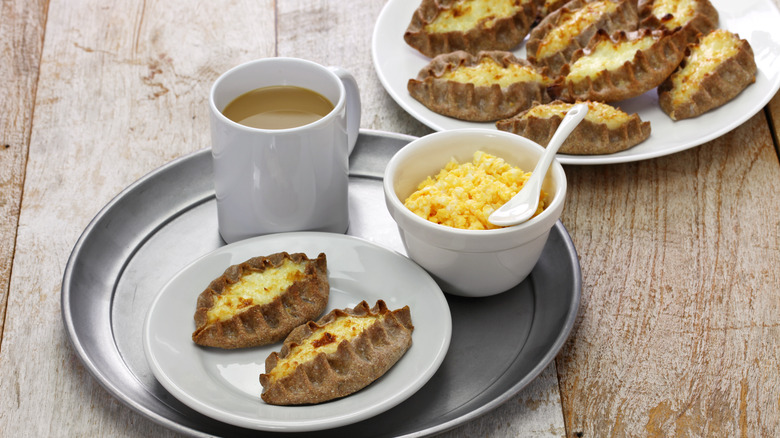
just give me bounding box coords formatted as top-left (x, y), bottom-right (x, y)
top-left (372, 0), bottom-right (780, 165)
top-left (143, 232), bottom-right (451, 432)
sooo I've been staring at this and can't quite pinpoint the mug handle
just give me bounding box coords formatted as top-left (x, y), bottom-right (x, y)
top-left (329, 67), bottom-right (361, 155)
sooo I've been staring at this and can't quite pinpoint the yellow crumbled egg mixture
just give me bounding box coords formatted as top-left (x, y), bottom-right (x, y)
top-left (425, 0), bottom-right (529, 33)
top-left (404, 151), bottom-right (546, 230)
top-left (265, 314), bottom-right (381, 383)
top-left (535, 0), bottom-right (618, 59)
top-left (649, 0), bottom-right (698, 30)
top-left (206, 259), bottom-right (305, 324)
top-left (441, 57), bottom-right (552, 88)
top-left (667, 29), bottom-right (741, 105)
top-left (567, 34), bottom-right (657, 81)
top-left (523, 101), bottom-right (632, 129)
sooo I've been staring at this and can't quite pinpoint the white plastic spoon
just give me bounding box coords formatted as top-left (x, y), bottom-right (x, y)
top-left (488, 103), bottom-right (589, 227)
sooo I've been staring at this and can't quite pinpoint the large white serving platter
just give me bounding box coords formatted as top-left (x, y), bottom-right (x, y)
top-left (372, 0), bottom-right (780, 165)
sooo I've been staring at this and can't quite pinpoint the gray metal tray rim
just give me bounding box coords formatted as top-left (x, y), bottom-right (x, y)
top-left (61, 129), bottom-right (581, 437)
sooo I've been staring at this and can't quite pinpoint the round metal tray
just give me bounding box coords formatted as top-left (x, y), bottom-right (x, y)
top-left (62, 129), bottom-right (581, 437)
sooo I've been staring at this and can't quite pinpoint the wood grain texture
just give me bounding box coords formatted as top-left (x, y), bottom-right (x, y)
top-left (559, 113), bottom-right (780, 436)
top-left (277, 0), bottom-right (433, 138)
top-left (0, 0), bottom-right (48, 350)
top-left (0, 0), bottom-right (274, 436)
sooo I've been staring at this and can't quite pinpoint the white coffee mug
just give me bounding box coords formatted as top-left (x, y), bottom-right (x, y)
top-left (209, 58), bottom-right (361, 243)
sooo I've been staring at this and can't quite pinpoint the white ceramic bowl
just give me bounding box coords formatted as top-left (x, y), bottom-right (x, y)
top-left (383, 129), bottom-right (567, 297)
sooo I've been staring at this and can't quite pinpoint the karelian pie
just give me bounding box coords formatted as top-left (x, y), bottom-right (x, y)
top-left (527, 0), bottom-right (639, 76)
top-left (259, 300), bottom-right (414, 405)
top-left (408, 50), bottom-right (554, 122)
top-left (496, 100), bottom-right (651, 154)
top-left (549, 28), bottom-right (688, 103)
top-left (658, 29), bottom-right (757, 120)
top-left (639, 0), bottom-right (719, 45)
top-left (404, 0), bottom-right (539, 57)
top-left (192, 252), bottom-right (329, 349)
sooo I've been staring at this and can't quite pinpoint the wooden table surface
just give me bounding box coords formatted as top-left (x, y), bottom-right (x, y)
top-left (1, 1), bottom-right (779, 436)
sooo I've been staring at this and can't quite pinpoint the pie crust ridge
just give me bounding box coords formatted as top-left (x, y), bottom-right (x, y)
top-left (191, 252), bottom-right (329, 349)
top-left (638, 0), bottom-right (719, 45)
top-left (549, 28), bottom-right (688, 103)
top-left (527, 0), bottom-right (639, 77)
top-left (658, 31), bottom-right (757, 120)
top-left (408, 50), bottom-right (552, 122)
top-left (259, 300), bottom-right (414, 405)
top-left (403, 0), bottom-right (539, 57)
top-left (496, 100), bottom-right (651, 154)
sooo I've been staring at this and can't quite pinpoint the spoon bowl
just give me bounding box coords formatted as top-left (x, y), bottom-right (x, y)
top-left (488, 103), bottom-right (588, 227)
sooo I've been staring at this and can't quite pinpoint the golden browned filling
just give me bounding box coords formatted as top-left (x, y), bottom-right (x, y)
top-left (206, 259), bottom-right (305, 324)
top-left (649, 0), bottom-right (699, 30)
top-left (424, 0), bottom-right (531, 32)
top-left (441, 57), bottom-right (553, 88)
top-left (567, 34), bottom-right (657, 81)
top-left (522, 101), bottom-right (633, 129)
top-left (264, 314), bottom-right (383, 383)
top-left (667, 29), bottom-right (742, 105)
top-left (535, 0), bottom-right (619, 59)
top-left (540, 0), bottom-right (563, 16)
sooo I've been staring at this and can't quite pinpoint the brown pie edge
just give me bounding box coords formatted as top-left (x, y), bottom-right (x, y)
top-left (408, 50), bottom-right (553, 122)
top-left (259, 300), bottom-right (414, 405)
top-left (658, 31), bottom-right (757, 121)
top-left (403, 0), bottom-right (539, 57)
top-left (496, 100), bottom-right (651, 154)
top-left (527, 0), bottom-right (639, 77)
top-left (550, 28), bottom-right (688, 103)
top-left (191, 252), bottom-right (329, 349)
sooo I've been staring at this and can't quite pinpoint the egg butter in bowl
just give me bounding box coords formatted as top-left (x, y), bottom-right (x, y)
top-left (383, 129), bottom-right (566, 297)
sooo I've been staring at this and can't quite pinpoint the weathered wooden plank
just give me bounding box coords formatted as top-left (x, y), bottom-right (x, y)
top-left (0, 0), bottom-right (48, 349)
top-left (276, 0), bottom-right (433, 139)
top-left (559, 112), bottom-right (780, 436)
top-left (0, 0), bottom-right (275, 436)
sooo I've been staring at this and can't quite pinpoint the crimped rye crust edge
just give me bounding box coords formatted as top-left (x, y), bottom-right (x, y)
top-left (638, 0), bottom-right (719, 45)
top-left (191, 252), bottom-right (329, 349)
top-left (527, 0), bottom-right (639, 77)
top-left (658, 34), bottom-right (757, 121)
top-left (259, 300), bottom-right (414, 405)
top-left (550, 28), bottom-right (688, 103)
top-left (403, 0), bottom-right (539, 58)
top-left (408, 50), bottom-right (552, 122)
top-left (496, 100), bottom-right (651, 154)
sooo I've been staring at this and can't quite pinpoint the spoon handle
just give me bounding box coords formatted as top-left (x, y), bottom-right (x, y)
top-left (530, 103), bottom-right (588, 177)
top-left (487, 103), bottom-right (588, 227)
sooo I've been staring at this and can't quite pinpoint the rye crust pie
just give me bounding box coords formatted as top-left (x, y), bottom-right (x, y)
top-left (404, 0), bottom-right (539, 57)
top-left (496, 100), bottom-right (651, 154)
top-left (408, 50), bottom-right (553, 122)
top-left (192, 252), bottom-right (329, 349)
top-left (549, 28), bottom-right (688, 103)
top-left (259, 300), bottom-right (414, 405)
top-left (658, 29), bottom-right (757, 121)
top-left (527, 0), bottom-right (639, 76)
